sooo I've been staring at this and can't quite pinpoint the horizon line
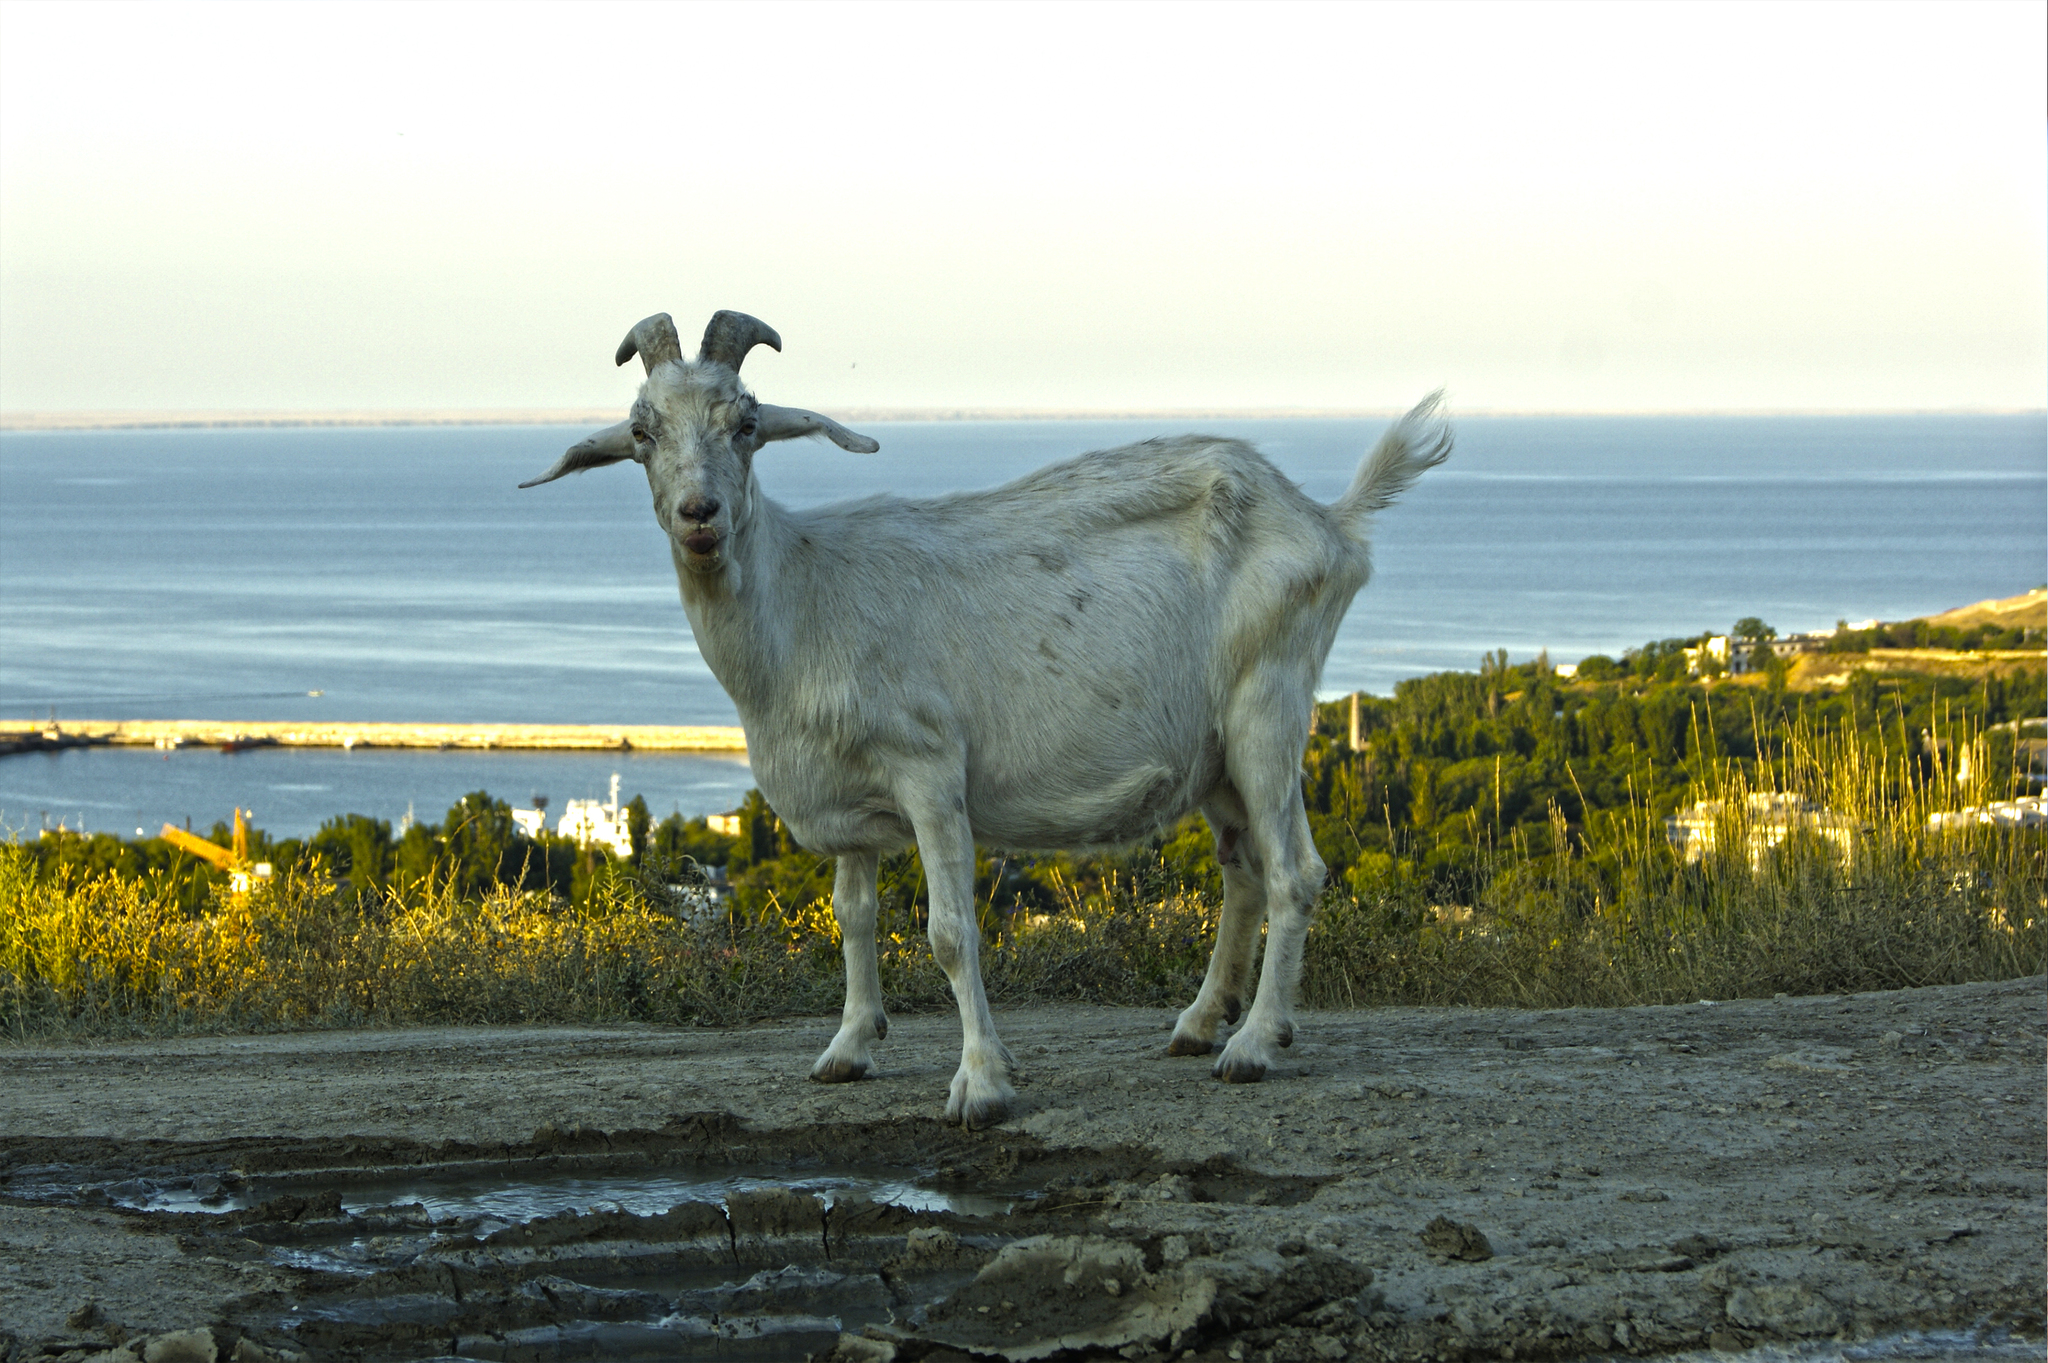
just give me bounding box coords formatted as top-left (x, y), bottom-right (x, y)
top-left (3, 405), bottom-right (2043, 433)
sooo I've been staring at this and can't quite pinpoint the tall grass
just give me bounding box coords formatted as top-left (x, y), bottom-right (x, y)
top-left (3, 714), bottom-right (2040, 1039)
top-left (1301, 707), bottom-right (2043, 1009)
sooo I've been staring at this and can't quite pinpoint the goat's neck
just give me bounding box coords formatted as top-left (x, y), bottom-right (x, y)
top-left (673, 483), bottom-right (797, 720)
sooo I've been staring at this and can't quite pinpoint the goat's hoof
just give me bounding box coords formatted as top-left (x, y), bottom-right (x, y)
top-left (1222, 996), bottom-right (1243, 1025)
top-left (1275, 1021), bottom-right (1294, 1049)
top-left (809, 1057), bottom-right (870, 1084)
top-left (946, 1068), bottom-right (1017, 1130)
top-left (1213, 1055), bottom-right (1268, 1084)
top-left (959, 1097), bottom-right (1010, 1130)
top-left (946, 1091), bottom-right (1013, 1130)
top-left (1166, 1034), bottom-right (1214, 1057)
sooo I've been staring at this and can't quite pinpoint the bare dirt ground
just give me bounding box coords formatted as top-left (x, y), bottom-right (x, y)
top-left (0, 977), bottom-right (2041, 1363)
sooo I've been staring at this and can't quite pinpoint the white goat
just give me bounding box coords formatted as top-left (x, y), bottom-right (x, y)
top-left (522, 311), bottom-right (1449, 1128)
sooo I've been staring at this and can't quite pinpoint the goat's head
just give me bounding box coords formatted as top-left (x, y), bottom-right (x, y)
top-left (520, 310), bottom-right (879, 573)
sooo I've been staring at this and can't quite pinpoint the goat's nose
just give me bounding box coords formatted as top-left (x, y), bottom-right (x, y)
top-left (679, 497), bottom-right (721, 523)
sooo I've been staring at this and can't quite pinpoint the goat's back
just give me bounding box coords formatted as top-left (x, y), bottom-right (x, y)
top-left (781, 434), bottom-right (1365, 690)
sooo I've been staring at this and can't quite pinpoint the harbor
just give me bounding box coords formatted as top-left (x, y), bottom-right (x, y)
top-left (1, 743), bottom-right (755, 841)
top-left (0, 721), bottom-right (758, 837)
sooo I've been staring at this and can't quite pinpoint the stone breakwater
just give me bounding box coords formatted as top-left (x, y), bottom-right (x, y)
top-left (0, 719), bottom-right (747, 755)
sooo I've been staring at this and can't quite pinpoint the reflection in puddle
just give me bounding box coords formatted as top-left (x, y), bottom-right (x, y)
top-left (1656, 1333), bottom-right (2043, 1363)
top-left (79, 1164), bottom-right (1019, 1222)
top-left (311, 1170), bottom-right (1016, 1223)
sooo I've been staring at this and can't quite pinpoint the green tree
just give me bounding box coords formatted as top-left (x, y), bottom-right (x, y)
top-left (1763, 648), bottom-right (1791, 691)
top-left (392, 820), bottom-right (440, 892)
top-left (649, 811), bottom-right (741, 867)
top-left (625, 795), bottom-right (652, 865)
top-left (384, 792), bottom-right (544, 897)
top-left (726, 789), bottom-right (794, 875)
top-left (440, 792), bottom-right (528, 896)
top-left (312, 814), bottom-right (394, 895)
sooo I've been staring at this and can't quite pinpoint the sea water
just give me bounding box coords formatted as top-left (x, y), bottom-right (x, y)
top-left (2, 414), bottom-right (2041, 837)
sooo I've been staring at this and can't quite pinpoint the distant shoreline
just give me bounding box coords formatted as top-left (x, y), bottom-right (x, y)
top-left (4, 407), bottom-right (2042, 433)
top-left (0, 719), bottom-right (747, 757)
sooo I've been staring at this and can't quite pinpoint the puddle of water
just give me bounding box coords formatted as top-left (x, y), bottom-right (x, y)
top-left (267, 1244), bottom-right (387, 1276)
top-left (1654, 1332), bottom-right (2042, 1363)
top-left (52, 1163), bottom-right (1020, 1222)
top-left (271, 1261), bottom-right (894, 1359)
top-left (295, 1169), bottom-right (1018, 1224)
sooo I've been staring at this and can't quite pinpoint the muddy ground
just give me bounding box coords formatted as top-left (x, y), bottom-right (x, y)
top-left (0, 978), bottom-right (2041, 1363)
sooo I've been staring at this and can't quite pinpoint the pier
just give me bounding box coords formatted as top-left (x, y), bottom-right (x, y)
top-left (0, 720), bottom-right (747, 756)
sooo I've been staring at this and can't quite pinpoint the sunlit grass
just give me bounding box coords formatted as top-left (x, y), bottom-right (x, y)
top-left (1306, 710), bottom-right (2045, 1008)
top-left (3, 713), bottom-right (2040, 1039)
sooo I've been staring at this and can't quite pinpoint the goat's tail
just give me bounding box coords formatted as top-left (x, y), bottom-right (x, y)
top-left (1332, 389), bottom-right (1452, 536)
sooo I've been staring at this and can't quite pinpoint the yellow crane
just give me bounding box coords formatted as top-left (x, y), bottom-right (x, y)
top-left (160, 808), bottom-right (273, 895)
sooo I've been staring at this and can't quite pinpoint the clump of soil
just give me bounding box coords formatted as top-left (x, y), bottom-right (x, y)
top-left (1418, 1215), bottom-right (1492, 1262)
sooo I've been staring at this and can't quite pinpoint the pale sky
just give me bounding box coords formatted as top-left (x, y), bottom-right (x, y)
top-left (1, 0), bottom-right (2042, 414)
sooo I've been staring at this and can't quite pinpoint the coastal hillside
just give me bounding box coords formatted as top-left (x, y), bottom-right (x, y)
top-left (1921, 585), bottom-right (2047, 632)
top-left (1558, 588), bottom-right (2044, 696)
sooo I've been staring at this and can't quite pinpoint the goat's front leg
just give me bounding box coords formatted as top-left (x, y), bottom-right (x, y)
top-left (910, 799), bottom-right (1015, 1128)
top-left (812, 850), bottom-right (886, 1083)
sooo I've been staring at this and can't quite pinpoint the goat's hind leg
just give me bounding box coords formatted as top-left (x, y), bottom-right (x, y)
top-left (1211, 680), bottom-right (1327, 1084)
top-left (1168, 799), bottom-right (1267, 1056)
top-left (812, 850), bottom-right (888, 1083)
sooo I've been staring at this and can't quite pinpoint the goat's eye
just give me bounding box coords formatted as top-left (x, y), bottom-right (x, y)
top-left (632, 427), bottom-right (650, 444)
top-left (737, 420), bottom-right (758, 439)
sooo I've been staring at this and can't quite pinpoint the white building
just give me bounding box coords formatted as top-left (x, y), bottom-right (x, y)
top-left (515, 773), bottom-right (636, 858)
top-left (1927, 796), bottom-right (2048, 831)
top-left (1682, 636), bottom-right (1733, 676)
top-left (1666, 792), bottom-right (1862, 866)
top-left (1683, 634), bottom-right (1798, 677)
top-left (1766, 631), bottom-right (1832, 658)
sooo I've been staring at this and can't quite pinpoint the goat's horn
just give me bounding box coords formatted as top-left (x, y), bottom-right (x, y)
top-left (615, 314), bottom-right (684, 375)
top-left (698, 311), bottom-right (782, 373)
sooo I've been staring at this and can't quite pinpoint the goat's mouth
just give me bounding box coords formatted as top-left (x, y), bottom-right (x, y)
top-left (680, 526), bottom-right (721, 558)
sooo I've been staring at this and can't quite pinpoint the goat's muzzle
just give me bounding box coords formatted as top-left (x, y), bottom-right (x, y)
top-left (681, 525), bottom-right (720, 558)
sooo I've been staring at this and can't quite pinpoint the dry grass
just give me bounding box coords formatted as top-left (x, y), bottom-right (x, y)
top-left (3, 714), bottom-right (2040, 1039)
top-left (1302, 710), bottom-right (2045, 1008)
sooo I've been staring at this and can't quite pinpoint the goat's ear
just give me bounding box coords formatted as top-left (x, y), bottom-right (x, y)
top-left (518, 421), bottom-right (639, 488)
top-left (756, 404), bottom-right (881, 454)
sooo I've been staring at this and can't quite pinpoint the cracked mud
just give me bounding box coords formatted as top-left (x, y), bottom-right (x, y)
top-left (0, 979), bottom-right (2040, 1362)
